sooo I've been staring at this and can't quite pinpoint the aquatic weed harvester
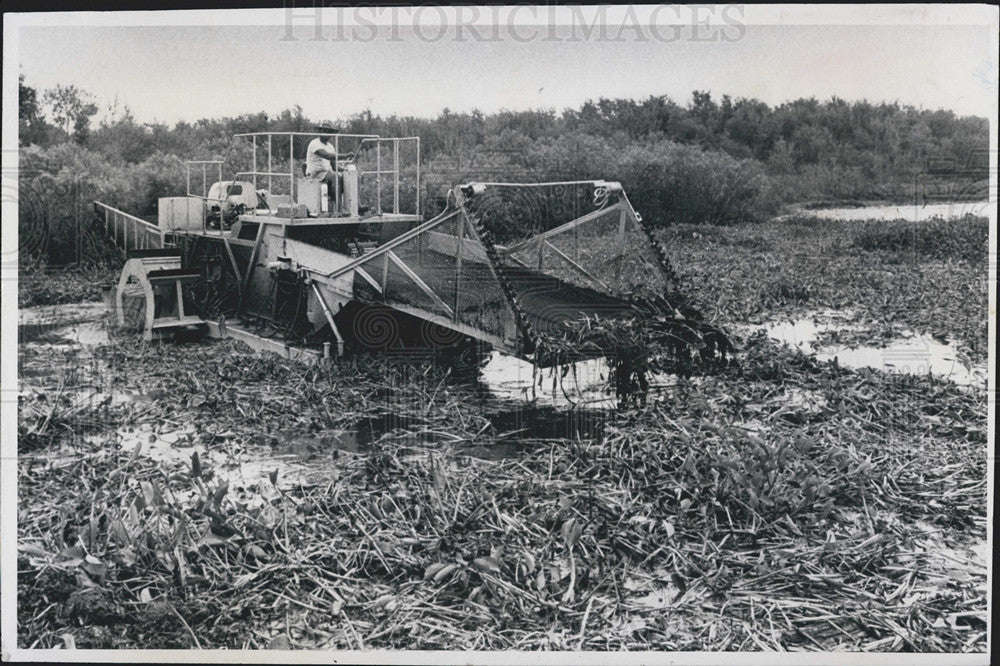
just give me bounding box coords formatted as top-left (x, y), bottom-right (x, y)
top-left (97, 131), bottom-right (730, 395)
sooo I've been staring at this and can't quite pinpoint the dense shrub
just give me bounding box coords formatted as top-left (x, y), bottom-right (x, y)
top-left (616, 141), bottom-right (777, 225)
top-left (132, 153), bottom-right (188, 214)
top-left (520, 135), bottom-right (778, 226)
top-left (16, 86), bottom-right (989, 265)
top-left (18, 146), bottom-right (191, 265)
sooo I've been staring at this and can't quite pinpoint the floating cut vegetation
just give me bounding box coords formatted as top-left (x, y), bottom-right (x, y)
top-left (16, 324), bottom-right (987, 651)
top-left (15, 212), bottom-right (988, 651)
top-left (533, 303), bottom-right (733, 404)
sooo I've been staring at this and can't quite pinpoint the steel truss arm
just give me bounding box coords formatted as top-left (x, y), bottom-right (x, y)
top-left (324, 208), bottom-right (461, 279)
top-left (542, 240), bottom-right (611, 292)
top-left (496, 202), bottom-right (623, 257)
top-left (386, 250), bottom-right (454, 318)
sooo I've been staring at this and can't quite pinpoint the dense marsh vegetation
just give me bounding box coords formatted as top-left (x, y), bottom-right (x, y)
top-left (16, 213), bottom-right (989, 651)
top-left (659, 215), bottom-right (990, 363)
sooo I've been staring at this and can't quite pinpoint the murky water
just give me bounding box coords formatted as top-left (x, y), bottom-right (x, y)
top-left (20, 302), bottom-right (987, 396)
top-left (479, 352), bottom-right (618, 408)
top-left (111, 423), bottom-right (362, 498)
top-left (17, 299), bottom-right (988, 635)
top-left (17, 303), bottom-right (617, 479)
top-left (18, 302), bottom-right (110, 347)
top-left (480, 352), bottom-right (694, 408)
top-left (107, 403), bottom-right (608, 494)
top-left (796, 201), bottom-right (995, 223)
top-left (18, 303), bottom-right (625, 408)
top-left (755, 310), bottom-right (987, 388)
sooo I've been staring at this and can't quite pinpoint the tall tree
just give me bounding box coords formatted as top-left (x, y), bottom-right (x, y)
top-left (43, 84), bottom-right (98, 143)
top-left (19, 74), bottom-right (40, 122)
top-left (19, 74), bottom-right (51, 146)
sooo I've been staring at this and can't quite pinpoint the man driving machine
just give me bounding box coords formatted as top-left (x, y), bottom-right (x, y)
top-left (306, 123), bottom-right (354, 214)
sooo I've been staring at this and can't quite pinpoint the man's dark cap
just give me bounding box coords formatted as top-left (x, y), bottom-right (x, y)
top-left (314, 123), bottom-right (341, 134)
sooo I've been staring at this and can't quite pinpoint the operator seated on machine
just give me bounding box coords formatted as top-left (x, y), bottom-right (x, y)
top-left (306, 124), bottom-right (354, 215)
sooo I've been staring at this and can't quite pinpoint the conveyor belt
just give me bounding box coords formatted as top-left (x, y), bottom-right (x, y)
top-left (379, 248), bottom-right (634, 339)
top-left (501, 266), bottom-right (635, 336)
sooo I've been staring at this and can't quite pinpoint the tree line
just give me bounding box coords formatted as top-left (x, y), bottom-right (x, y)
top-left (21, 75), bottom-right (987, 177)
top-left (17, 74), bottom-right (989, 264)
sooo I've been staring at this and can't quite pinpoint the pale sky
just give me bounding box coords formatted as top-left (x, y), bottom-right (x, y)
top-left (12, 10), bottom-right (999, 126)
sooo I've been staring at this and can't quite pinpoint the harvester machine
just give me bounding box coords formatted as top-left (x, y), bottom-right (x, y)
top-left (97, 130), bottom-right (730, 374)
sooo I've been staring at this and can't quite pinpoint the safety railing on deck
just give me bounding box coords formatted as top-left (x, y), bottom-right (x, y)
top-left (230, 132), bottom-right (369, 215)
top-left (186, 161), bottom-right (224, 200)
top-left (231, 132), bottom-right (420, 216)
top-left (356, 136), bottom-right (421, 215)
top-left (94, 202), bottom-right (167, 256)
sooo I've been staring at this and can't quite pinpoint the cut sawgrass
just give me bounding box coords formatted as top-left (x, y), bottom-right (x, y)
top-left (532, 304), bottom-right (733, 406)
top-left (16, 212), bottom-right (989, 651)
top-left (18, 264), bottom-right (121, 308)
top-left (16, 326), bottom-right (987, 651)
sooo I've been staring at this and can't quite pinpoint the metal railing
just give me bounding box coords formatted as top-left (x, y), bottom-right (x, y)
top-left (356, 136), bottom-right (420, 215)
top-left (231, 132), bottom-right (373, 214)
top-left (186, 161), bottom-right (224, 200)
top-left (94, 202), bottom-right (167, 255)
top-left (230, 132), bottom-right (420, 216)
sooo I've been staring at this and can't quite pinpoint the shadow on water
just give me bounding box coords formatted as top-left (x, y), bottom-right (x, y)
top-left (486, 406), bottom-right (607, 441)
top-left (19, 320), bottom-right (108, 346)
top-left (120, 405), bottom-right (609, 498)
top-left (344, 406), bottom-right (609, 460)
top-left (21, 301), bottom-right (613, 466)
top-left (349, 413), bottom-right (430, 449)
top-left (459, 406), bottom-right (608, 460)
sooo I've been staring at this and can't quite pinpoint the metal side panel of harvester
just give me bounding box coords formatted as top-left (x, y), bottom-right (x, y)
top-left (96, 131), bottom-right (728, 368)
